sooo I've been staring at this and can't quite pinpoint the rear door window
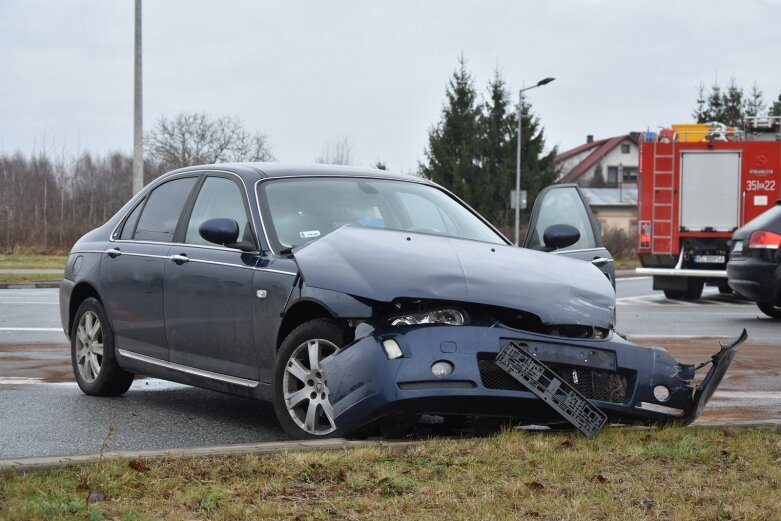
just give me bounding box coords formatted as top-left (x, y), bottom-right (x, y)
top-left (133, 177), bottom-right (198, 242)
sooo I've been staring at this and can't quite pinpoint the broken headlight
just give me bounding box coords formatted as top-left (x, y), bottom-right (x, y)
top-left (389, 308), bottom-right (468, 326)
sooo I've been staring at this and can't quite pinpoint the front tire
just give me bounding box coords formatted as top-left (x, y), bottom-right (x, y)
top-left (71, 297), bottom-right (134, 396)
top-left (757, 302), bottom-right (781, 319)
top-left (272, 319), bottom-right (346, 439)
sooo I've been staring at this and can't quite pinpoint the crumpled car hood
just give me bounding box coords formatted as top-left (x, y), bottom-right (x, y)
top-left (293, 226), bottom-right (616, 328)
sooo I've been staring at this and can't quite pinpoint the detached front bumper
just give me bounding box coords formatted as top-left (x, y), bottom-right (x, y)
top-left (322, 324), bottom-right (744, 436)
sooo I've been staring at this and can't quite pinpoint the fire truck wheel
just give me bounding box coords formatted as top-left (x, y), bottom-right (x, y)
top-left (685, 280), bottom-right (704, 299)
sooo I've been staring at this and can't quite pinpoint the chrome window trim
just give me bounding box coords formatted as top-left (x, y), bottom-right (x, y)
top-left (110, 169), bottom-right (261, 251)
top-left (118, 349), bottom-right (259, 388)
top-left (185, 257), bottom-right (296, 276)
top-left (93, 246), bottom-right (296, 275)
top-left (69, 250), bottom-right (105, 255)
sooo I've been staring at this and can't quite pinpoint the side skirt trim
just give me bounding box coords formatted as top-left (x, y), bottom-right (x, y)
top-left (117, 349), bottom-right (259, 388)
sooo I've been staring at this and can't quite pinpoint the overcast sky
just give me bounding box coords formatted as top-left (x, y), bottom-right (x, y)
top-left (3, 0), bottom-right (781, 173)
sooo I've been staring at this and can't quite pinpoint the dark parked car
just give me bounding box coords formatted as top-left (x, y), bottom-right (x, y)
top-left (60, 163), bottom-right (740, 439)
top-left (727, 200), bottom-right (781, 319)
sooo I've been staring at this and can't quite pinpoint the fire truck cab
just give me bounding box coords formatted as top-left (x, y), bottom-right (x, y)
top-left (637, 117), bottom-right (781, 299)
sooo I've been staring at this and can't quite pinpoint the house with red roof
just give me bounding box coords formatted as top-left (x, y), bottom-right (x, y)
top-left (556, 133), bottom-right (640, 186)
top-left (556, 133), bottom-right (640, 240)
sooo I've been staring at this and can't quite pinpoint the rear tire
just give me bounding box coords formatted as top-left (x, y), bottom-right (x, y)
top-left (71, 297), bottom-right (134, 396)
top-left (272, 318), bottom-right (346, 439)
top-left (757, 302), bottom-right (781, 319)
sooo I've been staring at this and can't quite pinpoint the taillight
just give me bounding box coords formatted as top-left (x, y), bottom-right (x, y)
top-left (639, 221), bottom-right (651, 249)
top-left (748, 230), bottom-right (781, 249)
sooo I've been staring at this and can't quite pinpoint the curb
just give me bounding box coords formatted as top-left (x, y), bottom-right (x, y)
top-left (0, 282), bottom-right (60, 289)
top-left (0, 439), bottom-right (419, 472)
top-left (3, 420), bottom-right (779, 472)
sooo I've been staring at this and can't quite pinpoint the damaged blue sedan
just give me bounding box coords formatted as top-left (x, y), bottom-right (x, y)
top-left (59, 164), bottom-right (742, 439)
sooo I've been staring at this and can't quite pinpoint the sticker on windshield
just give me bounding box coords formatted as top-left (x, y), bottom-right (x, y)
top-left (300, 230), bottom-right (321, 239)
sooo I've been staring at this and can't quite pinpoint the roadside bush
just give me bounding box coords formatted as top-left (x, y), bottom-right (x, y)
top-left (602, 226), bottom-right (636, 260)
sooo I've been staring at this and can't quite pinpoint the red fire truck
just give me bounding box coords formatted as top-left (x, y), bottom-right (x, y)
top-left (636, 117), bottom-right (781, 299)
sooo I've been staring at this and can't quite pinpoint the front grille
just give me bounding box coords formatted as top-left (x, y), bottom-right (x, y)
top-left (478, 358), bottom-right (628, 404)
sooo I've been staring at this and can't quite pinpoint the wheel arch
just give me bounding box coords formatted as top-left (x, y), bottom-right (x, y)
top-left (276, 299), bottom-right (336, 349)
top-left (69, 282), bottom-right (103, 335)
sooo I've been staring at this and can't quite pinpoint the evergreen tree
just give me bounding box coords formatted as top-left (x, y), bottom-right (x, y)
top-left (692, 83), bottom-right (707, 123)
top-left (420, 58), bottom-right (558, 231)
top-left (745, 82), bottom-right (766, 117)
top-left (478, 70), bottom-right (516, 225)
top-left (771, 94), bottom-right (781, 117)
top-left (419, 56), bottom-right (481, 204)
top-left (704, 82), bottom-right (725, 122)
top-left (590, 163), bottom-right (606, 188)
top-left (722, 77), bottom-right (745, 127)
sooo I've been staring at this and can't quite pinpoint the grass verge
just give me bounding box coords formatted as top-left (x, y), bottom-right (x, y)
top-left (0, 274), bottom-right (62, 284)
top-left (1, 427), bottom-right (779, 520)
top-left (0, 254), bottom-right (67, 270)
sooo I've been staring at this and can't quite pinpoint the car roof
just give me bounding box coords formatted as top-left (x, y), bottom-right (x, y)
top-left (169, 162), bottom-right (428, 184)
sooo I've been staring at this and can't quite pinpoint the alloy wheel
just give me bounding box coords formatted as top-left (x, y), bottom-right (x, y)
top-left (282, 338), bottom-right (340, 436)
top-left (75, 311), bottom-right (103, 383)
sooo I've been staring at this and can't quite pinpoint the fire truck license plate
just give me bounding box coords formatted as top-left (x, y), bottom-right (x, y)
top-left (694, 255), bottom-right (725, 264)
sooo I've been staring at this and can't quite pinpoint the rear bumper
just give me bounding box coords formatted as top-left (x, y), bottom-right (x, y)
top-left (636, 267), bottom-right (727, 278)
top-left (727, 257), bottom-right (780, 303)
top-left (322, 323), bottom-right (743, 436)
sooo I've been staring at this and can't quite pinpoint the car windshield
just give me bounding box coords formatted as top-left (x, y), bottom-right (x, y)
top-left (258, 177), bottom-right (506, 250)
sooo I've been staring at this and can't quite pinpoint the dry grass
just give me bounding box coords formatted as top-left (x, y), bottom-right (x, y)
top-left (0, 254), bottom-right (67, 269)
top-left (1, 427), bottom-right (780, 520)
top-left (0, 273), bottom-right (62, 284)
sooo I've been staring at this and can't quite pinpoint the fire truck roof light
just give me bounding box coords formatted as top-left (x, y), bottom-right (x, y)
top-left (748, 230), bottom-right (781, 249)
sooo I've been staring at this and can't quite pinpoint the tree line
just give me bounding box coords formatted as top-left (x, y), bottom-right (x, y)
top-left (0, 113), bottom-right (271, 253)
top-left (692, 78), bottom-right (781, 127)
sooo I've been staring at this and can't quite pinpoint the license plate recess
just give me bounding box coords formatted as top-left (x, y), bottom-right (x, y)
top-left (495, 340), bottom-right (608, 438)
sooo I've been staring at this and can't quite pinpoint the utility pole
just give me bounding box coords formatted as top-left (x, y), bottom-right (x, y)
top-left (133, 0), bottom-right (143, 194)
top-left (514, 77), bottom-right (555, 246)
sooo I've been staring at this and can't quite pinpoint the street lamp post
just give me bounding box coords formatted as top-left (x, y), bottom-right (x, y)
top-left (514, 77), bottom-right (555, 246)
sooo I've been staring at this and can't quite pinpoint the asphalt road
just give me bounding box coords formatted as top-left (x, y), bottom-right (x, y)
top-left (0, 282), bottom-right (778, 460)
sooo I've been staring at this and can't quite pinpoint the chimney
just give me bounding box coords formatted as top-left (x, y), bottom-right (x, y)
top-left (586, 135), bottom-right (594, 144)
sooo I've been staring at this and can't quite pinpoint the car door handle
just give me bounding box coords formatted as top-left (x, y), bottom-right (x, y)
top-left (106, 248), bottom-right (122, 258)
top-left (591, 257), bottom-right (613, 267)
top-left (170, 254), bottom-right (189, 264)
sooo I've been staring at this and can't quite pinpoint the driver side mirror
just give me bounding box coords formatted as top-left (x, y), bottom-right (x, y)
top-left (199, 218), bottom-right (256, 252)
top-left (543, 224), bottom-right (580, 250)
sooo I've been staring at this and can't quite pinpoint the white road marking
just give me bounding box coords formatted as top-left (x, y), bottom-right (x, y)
top-left (0, 301), bottom-right (58, 305)
top-left (714, 391), bottom-right (781, 400)
top-left (0, 327), bottom-right (62, 332)
top-left (0, 377), bottom-right (46, 385)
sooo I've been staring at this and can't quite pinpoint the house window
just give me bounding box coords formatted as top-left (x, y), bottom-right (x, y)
top-left (622, 166), bottom-right (638, 183)
top-left (621, 144), bottom-right (631, 154)
top-left (607, 166), bottom-right (619, 184)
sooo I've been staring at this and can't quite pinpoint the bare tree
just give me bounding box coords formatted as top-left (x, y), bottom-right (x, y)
top-left (316, 135), bottom-right (353, 165)
top-left (145, 112), bottom-right (274, 169)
